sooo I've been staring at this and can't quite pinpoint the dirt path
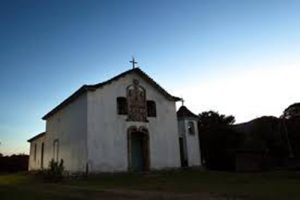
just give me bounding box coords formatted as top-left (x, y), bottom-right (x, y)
top-left (56, 185), bottom-right (248, 200)
top-left (97, 189), bottom-right (221, 200)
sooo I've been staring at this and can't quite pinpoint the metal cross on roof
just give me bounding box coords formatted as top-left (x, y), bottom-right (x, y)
top-left (130, 57), bottom-right (138, 69)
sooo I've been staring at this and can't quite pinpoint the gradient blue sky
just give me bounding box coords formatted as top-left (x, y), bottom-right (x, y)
top-left (1, 0), bottom-right (300, 155)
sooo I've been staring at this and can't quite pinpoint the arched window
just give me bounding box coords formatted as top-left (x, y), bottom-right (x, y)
top-left (41, 142), bottom-right (44, 169)
top-left (117, 97), bottom-right (128, 115)
top-left (34, 143), bottom-right (37, 161)
top-left (53, 139), bottom-right (59, 162)
top-left (188, 121), bottom-right (195, 135)
top-left (147, 100), bottom-right (156, 117)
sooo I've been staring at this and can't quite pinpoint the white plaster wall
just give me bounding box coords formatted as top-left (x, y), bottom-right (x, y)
top-left (178, 118), bottom-right (201, 167)
top-left (87, 72), bottom-right (181, 172)
top-left (184, 119), bottom-right (201, 167)
top-left (28, 135), bottom-right (45, 170)
top-left (43, 93), bottom-right (88, 172)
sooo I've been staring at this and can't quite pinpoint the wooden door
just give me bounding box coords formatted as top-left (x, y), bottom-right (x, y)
top-left (131, 133), bottom-right (145, 171)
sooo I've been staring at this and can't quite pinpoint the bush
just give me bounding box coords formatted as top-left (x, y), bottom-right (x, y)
top-left (43, 159), bottom-right (64, 182)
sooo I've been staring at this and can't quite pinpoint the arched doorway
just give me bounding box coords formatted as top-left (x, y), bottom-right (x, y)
top-left (127, 127), bottom-right (150, 171)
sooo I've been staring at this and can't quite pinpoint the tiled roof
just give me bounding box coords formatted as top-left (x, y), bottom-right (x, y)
top-left (177, 106), bottom-right (198, 119)
top-left (42, 68), bottom-right (181, 120)
top-left (27, 132), bottom-right (46, 142)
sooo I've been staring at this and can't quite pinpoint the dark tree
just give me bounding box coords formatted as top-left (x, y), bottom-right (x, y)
top-left (284, 117), bottom-right (300, 159)
top-left (201, 126), bottom-right (242, 170)
top-left (198, 111), bottom-right (241, 170)
top-left (198, 110), bottom-right (235, 131)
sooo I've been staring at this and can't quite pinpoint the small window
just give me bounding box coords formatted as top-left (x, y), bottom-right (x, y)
top-left (188, 121), bottom-right (195, 135)
top-left (147, 101), bottom-right (156, 117)
top-left (117, 97), bottom-right (128, 115)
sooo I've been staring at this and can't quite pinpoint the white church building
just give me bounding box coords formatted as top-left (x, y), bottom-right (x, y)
top-left (28, 67), bottom-right (201, 173)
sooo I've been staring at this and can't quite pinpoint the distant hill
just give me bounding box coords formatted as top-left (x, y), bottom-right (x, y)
top-left (232, 115), bottom-right (300, 170)
top-left (233, 116), bottom-right (282, 150)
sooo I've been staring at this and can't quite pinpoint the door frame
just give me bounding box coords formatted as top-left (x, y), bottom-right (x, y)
top-left (127, 126), bottom-right (150, 171)
top-left (179, 137), bottom-right (188, 167)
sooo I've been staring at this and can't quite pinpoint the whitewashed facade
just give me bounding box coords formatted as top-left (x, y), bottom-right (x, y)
top-left (177, 106), bottom-right (201, 167)
top-left (28, 68), bottom-right (201, 173)
top-left (28, 132), bottom-right (46, 170)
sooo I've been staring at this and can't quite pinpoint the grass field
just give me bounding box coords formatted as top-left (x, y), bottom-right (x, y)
top-left (1, 169), bottom-right (300, 199)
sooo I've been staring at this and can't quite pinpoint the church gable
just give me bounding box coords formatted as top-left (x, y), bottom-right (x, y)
top-left (89, 68), bottom-right (180, 102)
top-left (43, 68), bottom-right (180, 120)
top-left (89, 70), bottom-right (177, 124)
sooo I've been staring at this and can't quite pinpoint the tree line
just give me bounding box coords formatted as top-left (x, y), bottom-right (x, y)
top-left (0, 154), bottom-right (29, 172)
top-left (198, 109), bottom-right (300, 171)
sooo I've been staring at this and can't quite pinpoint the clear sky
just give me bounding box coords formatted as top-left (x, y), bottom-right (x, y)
top-left (1, 0), bottom-right (300, 155)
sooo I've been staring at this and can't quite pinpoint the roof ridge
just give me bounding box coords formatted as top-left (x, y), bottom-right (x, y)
top-left (177, 105), bottom-right (198, 119)
top-left (88, 68), bottom-right (137, 88)
top-left (42, 67), bottom-right (180, 120)
top-left (27, 132), bottom-right (46, 142)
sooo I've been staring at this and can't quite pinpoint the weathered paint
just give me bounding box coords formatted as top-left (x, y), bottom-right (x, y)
top-left (29, 71), bottom-right (181, 173)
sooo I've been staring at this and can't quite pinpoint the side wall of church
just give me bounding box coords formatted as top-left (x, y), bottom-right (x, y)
top-left (87, 73), bottom-right (181, 172)
top-left (43, 93), bottom-right (88, 172)
top-left (178, 118), bottom-right (201, 167)
top-left (28, 135), bottom-right (45, 170)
